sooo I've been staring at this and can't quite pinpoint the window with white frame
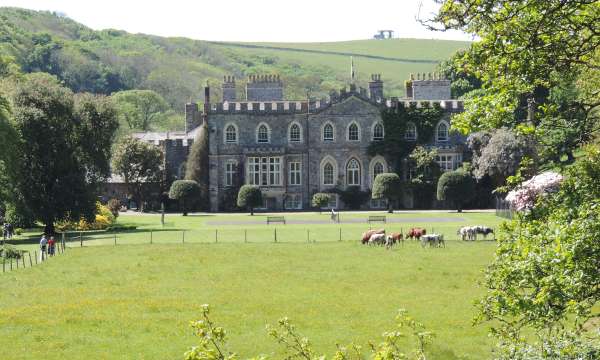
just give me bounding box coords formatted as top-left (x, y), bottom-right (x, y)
top-left (323, 162), bottom-right (334, 185)
top-left (285, 194), bottom-right (302, 209)
top-left (225, 124), bottom-right (237, 143)
top-left (257, 124), bottom-right (269, 143)
top-left (348, 123), bottom-right (359, 141)
top-left (373, 123), bottom-right (384, 140)
top-left (346, 159), bottom-right (361, 185)
top-left (370, 198), bottom-right (388, 209)
top-left (372, 162), bottom-right (384, 182)
top-left (289, 161), bottom-right (301, 185)
top-left (405, 122), bottom-right (417, 141)
top-left (436, 122), bottom-right (449, 142)
top-left (436, 155), bottom-right (454, 172)
top-left (289, 123), bottom-right (301, 142)
top-left (225, 161), bottom-right (237, 186)
top-left (247, 157), bottom-right (282, 186)
top-left (323, 123), bottom-right (334, 141)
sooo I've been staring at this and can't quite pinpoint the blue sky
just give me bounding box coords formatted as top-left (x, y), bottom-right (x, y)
top-left (0, 0), bottom-right (471, 42)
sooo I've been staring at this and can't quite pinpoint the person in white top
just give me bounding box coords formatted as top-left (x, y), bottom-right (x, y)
top-left (40, 235), bottom-right (48, 261)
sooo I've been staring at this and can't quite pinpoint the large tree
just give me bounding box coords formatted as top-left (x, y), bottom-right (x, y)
top-left (436, 170), bottom-right (475, 212)
top-left (10, 73), bottom-right (118, 234)
top-left (426, 0), bottom-right (600, 163)
top-left (112, 137), bottom-right (163, 212)
top-left (184, 121), bottom-right (209, 209)
top-left (168, 180), bottom-right (201, 216)
top-left (372, 173), bottom-right (402, 213)
top-left (112, 89), bottom-right (169, 131)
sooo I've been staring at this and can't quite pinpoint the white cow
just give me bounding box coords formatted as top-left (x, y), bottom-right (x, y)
top-left (368, 233), bottom-right (386, 246)
top-left (421, 234), bottom-right (444, 247)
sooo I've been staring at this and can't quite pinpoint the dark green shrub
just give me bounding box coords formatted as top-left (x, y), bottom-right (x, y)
top-left (436, 170), bottom-right (476, 212)
top-left (236, 185), bottom-right (262, 215)
top-left (372, 173), bottom-right (401, 213)
top-left (336, 186), bottom-right (370, 210)
top-left (5, 202), bottom-right (35, 228)
top-left (168, 180), bottom-right (201, 216)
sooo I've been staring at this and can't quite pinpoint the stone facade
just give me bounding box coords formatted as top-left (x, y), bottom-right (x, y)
top-left (130, 73), bottom-right (466, 212)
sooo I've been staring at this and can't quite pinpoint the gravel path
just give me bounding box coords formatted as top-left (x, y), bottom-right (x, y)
top-left (206, 217), bottom-right (465, 226)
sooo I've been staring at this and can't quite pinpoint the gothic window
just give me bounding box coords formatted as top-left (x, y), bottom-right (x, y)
top-left (372, 123), bottom-right (384, 140)
top-left (372, 162), bottom-right (384, 181)
top-left (257, 124), bottom-right (269, 143)
top-left (323, 163), bottom-right (334, 185)
top-left (405, 122), bottom-right (417, 141)
top-left (436, 122), bottom-right (449, 142)
top-left (346, 158), bottom-right (361, 186)
top-left (289, 123), bottom-right (301, 142)
top-left (348, 123), bottom-right (359, 141)
top-left (225, 124), bottom-right (237, 143)
top-left (323, 123), bottom-right (334, 141)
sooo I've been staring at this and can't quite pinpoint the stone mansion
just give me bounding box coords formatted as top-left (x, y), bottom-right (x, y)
top-left (130, 73), bottom-right (465, 211)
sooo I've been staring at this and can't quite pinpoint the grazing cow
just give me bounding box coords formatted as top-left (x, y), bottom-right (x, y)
top-left (385, 232), bottom-right (403, 249)
top-left (458, 226), bottom-right (476, 241)
top-left (368, 233), bottom-right (386, 246)
top-left (407, 228), bottom-right (426, 240)
top-left (474, 225), bottom-right (494, 239)
top-left (361, 229), bottom-right (385, 244)
top-left (421, 234), bottom-right (444, 248)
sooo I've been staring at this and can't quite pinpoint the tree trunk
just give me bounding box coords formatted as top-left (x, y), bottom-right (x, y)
top-left (387, 199), bottom-right (393, 214)
top-left (182, 199), bottom-right (187, 216)
top-left (44, 221), bottom-right (55, 236)
top-left (250, 207), bottom-right (254, 216)
top-left (457, 201), bottom-right (463, 213)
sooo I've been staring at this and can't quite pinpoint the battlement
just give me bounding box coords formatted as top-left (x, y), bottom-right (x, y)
top-left (222, 76), bottom-right (236, 102)
top-left (406, 72), bottom-right (451, 100)
top-left (246, 74), bottom-right (283, 101)
top-left (207, 100), bottom-right (329, 114)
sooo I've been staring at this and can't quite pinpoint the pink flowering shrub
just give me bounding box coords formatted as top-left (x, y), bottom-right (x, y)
top-left (505, 171), bottom-right (564, 211)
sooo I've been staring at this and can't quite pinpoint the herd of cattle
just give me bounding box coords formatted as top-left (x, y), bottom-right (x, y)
top-left (361, 225), bottom-right (494, 249)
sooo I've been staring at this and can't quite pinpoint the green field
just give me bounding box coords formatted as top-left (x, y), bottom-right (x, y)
top-left (1, 211), bottom-right (502, 359)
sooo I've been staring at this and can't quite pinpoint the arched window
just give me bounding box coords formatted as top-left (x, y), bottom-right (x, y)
top-left (225, 124), bottom-right (237, 143)
top-left (346, 158), bottom-right (361, 186)
top-left (323, 163), bottom-right (334, 185)
top-left (373, 162), bottom-right (384, 181)
top-left (257, 124), bottom-right (269, 143)
top-left (348, 123), bottom-right (359, 141)
top-left (373, 122), bottom-right (384, 140)
top-left (323, 123), bottom-right (334, 141)
top-left (289, 123), bottom-right (301, 142)
top-left (405, 122), bottom-right (417, 141)
top-left (436, 122), bottom-right (449, 142)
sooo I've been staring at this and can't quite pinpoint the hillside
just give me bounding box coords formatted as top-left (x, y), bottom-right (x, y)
top-left (0, 7), bottom-right (468, 128)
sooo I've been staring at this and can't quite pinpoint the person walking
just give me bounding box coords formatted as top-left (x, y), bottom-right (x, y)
top-left (6, 222), bottom-right (13, 239)
top-left (40, 235), bottom-right (48, 261)
top-left (48, 236), bottom-right (56, 256)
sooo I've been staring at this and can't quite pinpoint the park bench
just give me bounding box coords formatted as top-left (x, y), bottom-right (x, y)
top-left (368, 215), bottom-right (386, 224)
top-left (266, 216), bottom-right (286, 225)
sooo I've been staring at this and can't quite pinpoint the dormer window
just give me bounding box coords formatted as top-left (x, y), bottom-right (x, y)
top-left (436, 122), bottom-right (449, 142)
top-left (257, 124), bottom-right (269, 143)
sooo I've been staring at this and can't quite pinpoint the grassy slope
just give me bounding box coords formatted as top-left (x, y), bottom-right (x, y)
top-left (0, 7), bottom-right (468, 106)
top-left (0, 241), bottom-right (495, 359)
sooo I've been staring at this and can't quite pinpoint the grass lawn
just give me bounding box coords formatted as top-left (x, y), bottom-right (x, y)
top-left (1, 211), bottom-right (504, 359)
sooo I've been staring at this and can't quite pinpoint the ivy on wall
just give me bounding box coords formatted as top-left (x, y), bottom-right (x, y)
top-left (368, 103), bottom-right (445, 171)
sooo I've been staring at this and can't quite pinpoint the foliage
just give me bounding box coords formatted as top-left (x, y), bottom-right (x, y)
top-left (335, 186), bottom-right (370, 210)
top-left (169, 180), bottom-right (202, 216)
top-left (372, 173), bottom-right (401, 213)
top-left (111, 137), bottom-right (163, 212)
top-left (406, 146), bottom-right (441, 209)
top-left (9, 73), bottom-right (117, 234)
top-left (112, 90), bottom-right (169, 131)
top-left (107, 199), bottom-right (121, 218)
top-left (436, 170), bottom-right (475, 212)
top-left (185, 122), bottom-right (209, 209)
top-left (3, 201), bottom-right (35, 229)
top-left (368, 104), bottom-right (445, 171)
top-left (0, 244), bottom-right (25, 259)
top-left (468, 128), bottom-right (537, 188)
top-left (185, 305), bottom-right (434, 360)
top-left (311, 193), bottom-right (330, 211)
top-left (55, 202), bottom-right (116, 231)
top-left (476, 146), bottom-right (600, 354)
top-left (426, 0), bottom-right (600, 162)
top-left (436, 49), bottom-right (482, 98)
top-left (236, 185), bottom-right (262, 215)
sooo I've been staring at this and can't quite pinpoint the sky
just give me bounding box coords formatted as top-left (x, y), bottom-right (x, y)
top-left (0, 0), bottom-right (472, 42)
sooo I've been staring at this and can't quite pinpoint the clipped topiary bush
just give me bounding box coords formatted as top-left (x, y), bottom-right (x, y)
top-left (169, 180), bottom-right (202, 216)
top-left (372, 173), bottom-right (401, 213)
top-left (436, 170), bottom-right (476, 212)
top-left (236, 185), bottom-right (262, 215)
top-left (311, 193), bottom-right (331, 213)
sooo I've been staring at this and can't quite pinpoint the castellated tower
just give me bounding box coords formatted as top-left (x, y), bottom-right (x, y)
top-left (406, 72), bottom-right (451, 100)
top-left (368, 74), bottom-right (384, 101)
top-left (246, 74), bottom-right (283, 101)
top-left (222, 76), bottom-right (236, 102)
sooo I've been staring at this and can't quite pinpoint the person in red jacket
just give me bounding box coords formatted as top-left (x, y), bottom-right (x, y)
top-left (48, 236), bottom-right (56, 256)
